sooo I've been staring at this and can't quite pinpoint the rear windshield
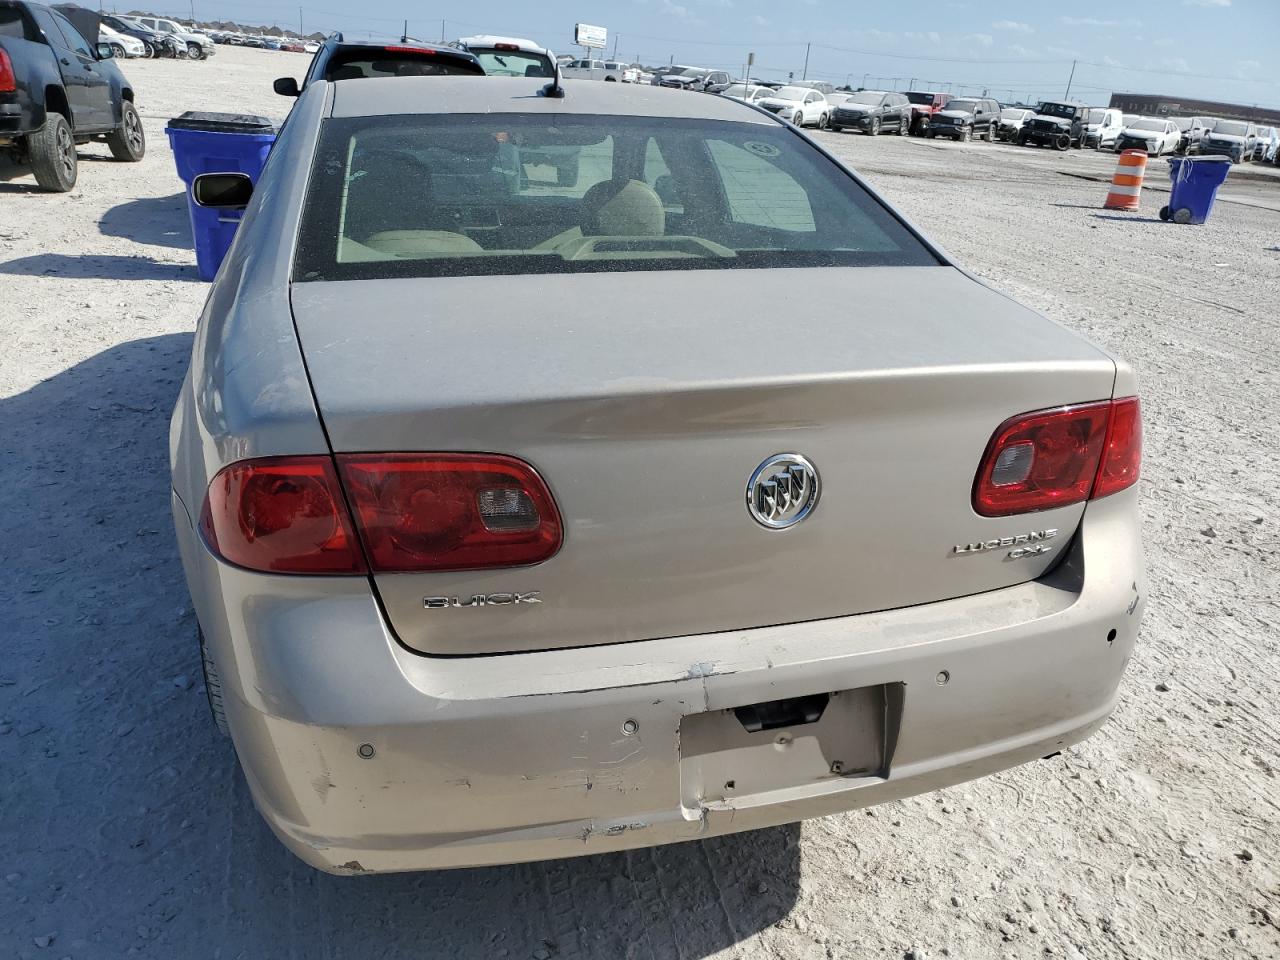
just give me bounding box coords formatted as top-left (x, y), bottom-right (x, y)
top-left (946, 100), bottom-right (978, 113)
top-left (323, 49), bottom-right (483, 82)
top-left (904, 92), bottom-right (936, 105)
top-left (469, 48), bottom-right (554, 78)
top-left (294, 114), bottom-right (938, 282)
top-left (0, 3), bottom-right (34, 39)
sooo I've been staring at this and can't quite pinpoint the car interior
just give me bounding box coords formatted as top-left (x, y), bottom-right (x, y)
top-left (305, 116), bottom-right (926, 277)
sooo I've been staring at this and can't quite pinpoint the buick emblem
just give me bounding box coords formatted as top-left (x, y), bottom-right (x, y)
top-left (746, 454), bottom-right (820, 529)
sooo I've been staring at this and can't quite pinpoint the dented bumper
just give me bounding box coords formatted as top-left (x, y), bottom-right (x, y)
top-left (177, 487), bottom-right (1145, 874)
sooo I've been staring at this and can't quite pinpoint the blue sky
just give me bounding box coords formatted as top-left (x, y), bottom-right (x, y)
top-left (162, 0), bottom-right (1277, 107)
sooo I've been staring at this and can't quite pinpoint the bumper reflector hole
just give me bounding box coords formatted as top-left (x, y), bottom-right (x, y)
top-left (936, 671), bottom-right (950, 686)
top-left (357, 743), bottom-right (376, 759)
top-left (1107, 628), bottom-right (1117, 645)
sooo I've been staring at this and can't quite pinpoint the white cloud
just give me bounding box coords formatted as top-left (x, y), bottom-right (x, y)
top-left (905, 30), bottom-right (942, 45)
top-left (751, 13), bottom-right (769, 27)
top-left (1160, 57), bottom-right (1192, 72)
top-left (656, 0), bottom-right (700, 23)
top-left (965, 33), bottom-right (994, 48)
top-left (1183, 0), bottom-right (1229, 6)
top-left (1152, 37), bottom-right (1176, 46)
top-left (1008, 43), bottom-right (1036, 57)
top-left (992, 20), bottom-right (1034, 34)
top-left (1060, 16), bottom-right (1140, 28)
top-left (1236, 59), bottom-right (1261, 78)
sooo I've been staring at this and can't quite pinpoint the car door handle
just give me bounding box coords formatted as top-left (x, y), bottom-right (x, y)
top-left (61, 57), bottom-right (71, 65)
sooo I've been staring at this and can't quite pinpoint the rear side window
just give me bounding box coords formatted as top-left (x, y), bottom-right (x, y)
top-left (294, 114), bottom-right (938, 281)
top-left (49, 10), bottom-right (92, 57)
top-left (470, 48), bottom-right (553, 78)
top-left (323, 49), bottom-right (482, 81)
top-left (0, 4), bottom-right (35, 39)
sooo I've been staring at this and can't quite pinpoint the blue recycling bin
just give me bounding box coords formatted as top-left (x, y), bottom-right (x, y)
top-left (1160, 156), bottom-right (1231, 225)
top-left (165, 112), bottom-right (276, 280)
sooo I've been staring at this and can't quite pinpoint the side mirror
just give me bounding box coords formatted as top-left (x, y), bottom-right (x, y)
top-left (96, 42), bottom-right (114, 59)
top-left (273, 76), bottom-right (300, 97)
top-left (192, 172), bottom-right (254, 208)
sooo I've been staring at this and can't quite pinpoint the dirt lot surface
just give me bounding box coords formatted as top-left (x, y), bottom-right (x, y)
top-left (2, 46), bottom-right (1278, 960)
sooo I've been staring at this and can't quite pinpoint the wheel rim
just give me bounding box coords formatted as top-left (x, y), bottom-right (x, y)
top-left (56, 123), bottom-right (74, 181)
top-left (125, 108), bottom-right (143, 153)
top-left (871, 119), bottom-right (879, 134)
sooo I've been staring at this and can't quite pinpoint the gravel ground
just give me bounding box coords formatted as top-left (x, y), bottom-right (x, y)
top-left (2, 46), bottom-right (1278, 960)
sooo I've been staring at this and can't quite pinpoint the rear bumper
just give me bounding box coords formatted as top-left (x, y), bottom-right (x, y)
top-left (176, 488), bottom-right (1146, 874)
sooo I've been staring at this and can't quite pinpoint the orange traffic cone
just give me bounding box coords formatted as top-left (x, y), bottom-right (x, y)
top-left (1104, 150), bottom-right (1148, 211)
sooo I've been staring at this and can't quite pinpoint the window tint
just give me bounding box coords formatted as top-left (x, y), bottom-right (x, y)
top-left (296, 114), bottom-right (937, 281)
top-left (28, 6), bottom-right (64, 46)
top-left (0, 5), bottom-right (33, 39)
top-left (324, 50), bottom-right (483, 81)
top-left (50, 10), bottom-right (92, 57)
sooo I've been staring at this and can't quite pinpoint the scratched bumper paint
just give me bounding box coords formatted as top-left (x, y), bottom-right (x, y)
top-left (176, 488), bottom-right (1144, 874)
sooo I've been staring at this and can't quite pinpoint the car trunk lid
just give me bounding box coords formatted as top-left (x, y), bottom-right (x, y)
top-left (290, 266), bottom-right (1116, 655)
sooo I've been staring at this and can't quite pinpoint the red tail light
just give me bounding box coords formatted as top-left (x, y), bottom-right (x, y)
top-left (337, 454), bottom-right (562, 572)
top-left (0, 50), bottom-right (17, 94)
top-left (1093, 396), bottom-right (1142, 499)
top-left (494, 42), bottom-right (519, 50)
top-left (201, 457), bottom-right (366, 574)
top-left (201, 453), bottom-right (563, 574)
top-left (973, 397), bottom-right (1141, 517)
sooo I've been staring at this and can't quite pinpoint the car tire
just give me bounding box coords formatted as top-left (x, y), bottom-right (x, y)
top-left (141, 40), bottom-right (154, 57)
top-left (898, 116), bottom-right (908, 135)
top-left (187, 41), bottom-right (202, 58)
top-left (198, 628), bottom-right (230, 737)
top-left (106, 100), bottom-right (146, 162)
top-left (110, 42), bottom-right (125, 58)
top-left (29, 113), bottom-right (77, 192)
top-left (830, 125), bottom-right (843, 133)
top-left (913, 115), bottom-right (929, 136)
top-left (818, 112), bottom-right (829, 130)
top-left (869, 117), bottom-right (880, 136)
top-left (960, 126), bottom-right (971, 143)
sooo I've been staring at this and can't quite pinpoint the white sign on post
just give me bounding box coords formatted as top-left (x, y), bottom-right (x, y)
top-left (575, 23), bottom-right (607, 49)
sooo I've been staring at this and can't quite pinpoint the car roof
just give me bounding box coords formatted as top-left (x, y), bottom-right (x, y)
top-left (329, 76), bottom-right (776, 122)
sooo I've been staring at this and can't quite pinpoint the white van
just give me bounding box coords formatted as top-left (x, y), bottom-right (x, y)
top-left (1085, 108), bottom-right (1124, 149)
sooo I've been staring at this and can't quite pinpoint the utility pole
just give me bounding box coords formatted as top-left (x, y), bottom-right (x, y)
top-left (862, 72), bottom-right (868, 89)
top-left (801, 41), bottom-right (810, 80)
top-left (611, 34), bottom-right (618, 59)
top-left (298, 6), bottom-right (302, 35)
top-left (1064, 59), bottom-right (1077, 99)
top-left (440, 18), bottom-right (445, 42)
top-left (401, 19), bottom-right (407, 42)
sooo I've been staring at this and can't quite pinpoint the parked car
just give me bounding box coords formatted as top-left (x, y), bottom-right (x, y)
top-left (904, 91), bottom-right (951, 136)
top-left (1252, 125), bottom-right (1277, 162)
top-left (274, 34), bottom-right (483, 98)
top-left (603, 60), bottom-right (640, 83)
top-left (0, 0), bottom-right (144, 190)
top-left (1172, 116), bottom-right (1215, 154)
top-left (131, 14), bottom-right (213, 59)
top-left (1114, 117), bottom-right (1182, 157)
top-left (927, 96), bottom-right (1000, 142)
top-left (790, 79), bottom-right (835, 96)
top-left (561, 57), bottom-right (605, 80)
top-left (659, 67), bottom-right (729, 91)
top-left (756, 84), bottom-right (829, 127)
top-left (719, 82), bottom-right (773, 105)
top-left (97, 20), bottom-right (143, 57)
top-left (176, 74), bottom-right (1145, 875)
top-left (829, 89), bottom-right (910, 135)
top-left (1199, 119), bottom-right (1257, 163)
top-left (994, 107), bottom-right (1034, 142)
top-left (1083, 107), bottom-right (1124, 150)
top-left (100, 14), bottom-right (171, 57)
top-left (455, 35), bottom-right (555, 78)
top-left (1019, 101), bottom-right (1089, 149)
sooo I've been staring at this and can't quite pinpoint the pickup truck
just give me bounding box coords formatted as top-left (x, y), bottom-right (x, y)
top-left (0, 0), bottom-right (143, 190)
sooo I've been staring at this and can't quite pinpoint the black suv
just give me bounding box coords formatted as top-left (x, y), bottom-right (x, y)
top-left (926, 96), bottom-right (1000, 141)
top-left (1019, 101), bottom-right (1089, 150)
top-left (274, 34), bottom-right (483, 97)
top-left (829, 90), bottom-right (911, 135)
